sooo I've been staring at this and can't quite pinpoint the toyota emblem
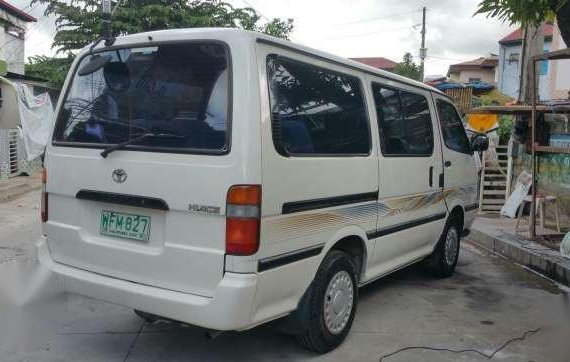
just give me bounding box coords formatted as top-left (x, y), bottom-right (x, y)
top-left (112, 169), bottom-right (127, 183)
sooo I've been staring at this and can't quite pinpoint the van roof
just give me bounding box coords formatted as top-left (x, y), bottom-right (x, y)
top-left (90, 27), bottom-right (442, 95)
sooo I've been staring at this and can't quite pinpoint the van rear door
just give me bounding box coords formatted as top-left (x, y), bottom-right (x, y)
top-left (44, 42), bottom-right (239, 297)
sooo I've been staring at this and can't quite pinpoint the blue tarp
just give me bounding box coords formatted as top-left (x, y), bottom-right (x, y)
top-left (430, 80), bottom-right (495, 92)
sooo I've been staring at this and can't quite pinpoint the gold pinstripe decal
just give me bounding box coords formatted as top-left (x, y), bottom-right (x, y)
top-left (262, 186), bottom-right (477, 243)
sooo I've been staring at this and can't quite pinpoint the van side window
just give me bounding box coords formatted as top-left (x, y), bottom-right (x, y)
top-left (436, 100), bottom-right (472, 155)
top-left (371, 83), bottom-right (433, 156)
top-left (267, 55), bottom-right (370, 156)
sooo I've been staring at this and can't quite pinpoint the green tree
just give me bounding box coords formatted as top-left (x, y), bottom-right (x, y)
top-left (32, 0), bottom-right (294, 53)
top-left (475, 0), bottom-right (569, 46)
top-left (25, 55), bottom-right (74, 89)
top-left (27, 0), bottom-right (293, 88)
top-left (260, 18), bottom-right (294, 39)
top-left (392, 53), bottom-right (420, 81)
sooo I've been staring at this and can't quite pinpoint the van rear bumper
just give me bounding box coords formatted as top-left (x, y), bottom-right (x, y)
top-left (37, 237), bottom-right (258, 331)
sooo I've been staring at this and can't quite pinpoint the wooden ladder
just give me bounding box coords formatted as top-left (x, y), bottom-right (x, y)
top-left (478, 145), bottom-right (510, 213)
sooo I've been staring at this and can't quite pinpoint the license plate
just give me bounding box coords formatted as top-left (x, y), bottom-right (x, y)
top-left (100, 210), bottom-right (151, 242)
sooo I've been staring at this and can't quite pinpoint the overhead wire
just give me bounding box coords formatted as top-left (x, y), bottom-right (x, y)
top-left (311, 23), bottom-right (422, 41)
top-left (427, 55), bottom-right (474, 62)
top-left (24, 16), bottom-right (57, 55)
top-left (240, 0), bottom-right (269, 20)
top-left (333, 9), bottom-right (421, 26)
top-left (307, 7), bottom-right (425, 43)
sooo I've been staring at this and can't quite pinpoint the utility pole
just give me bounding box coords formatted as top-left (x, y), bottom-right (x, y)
top-left (419, 6), bottom-right (427, 82)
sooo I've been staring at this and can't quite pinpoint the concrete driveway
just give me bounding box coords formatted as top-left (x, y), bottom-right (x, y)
top-left (1, 191), bottom-right (569, 361)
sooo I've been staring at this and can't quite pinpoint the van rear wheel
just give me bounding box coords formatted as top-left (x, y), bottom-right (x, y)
top-left (297, 250), bottom-right (358, 353)
top-left (424, 221), bottom-right (461, 278)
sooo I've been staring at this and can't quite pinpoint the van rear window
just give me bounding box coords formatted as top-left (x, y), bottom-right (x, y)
top-left (53, 42), bottom-right (230, 154)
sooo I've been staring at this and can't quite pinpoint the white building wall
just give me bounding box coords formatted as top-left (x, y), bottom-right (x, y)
top-left (554, 59), bottom-right (570, 97)
top-left (456, 69), bottom-right (496, 84)
top-left (498, 41), bottom-right (551, 100)
top-left (549, 27), bottom-right (570, 100)
top-left (2, 33), bottom-right (25, 74)
top-left (538, 40), bottom-right (551, 101)
top-left (498, 43), bottom-right (522, 99)
top-left (0, 9), bottom-right (28, 74)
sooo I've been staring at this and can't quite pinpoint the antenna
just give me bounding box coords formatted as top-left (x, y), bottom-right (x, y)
top-left (101, 0), bottom-right (115, 46)
top-left (419, 6), bottom-right (427, 82)
top-left (85, 0), bottom-right (115, 55)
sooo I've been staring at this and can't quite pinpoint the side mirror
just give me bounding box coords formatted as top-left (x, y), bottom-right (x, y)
top-left (471, 134), bottom-right (489, 152)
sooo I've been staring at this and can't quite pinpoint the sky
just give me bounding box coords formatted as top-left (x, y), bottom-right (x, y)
top-left (12, 0), bottom-right (516, 77)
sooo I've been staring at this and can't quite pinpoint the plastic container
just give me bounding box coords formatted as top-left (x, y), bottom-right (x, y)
top-left (549, 133), bottom-right (570, 148)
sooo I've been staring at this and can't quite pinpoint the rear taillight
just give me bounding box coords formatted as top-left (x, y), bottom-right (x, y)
top-left (41, 168), bottom-right (48, 223)
top-left (225, 185), bottom-right (261, 256)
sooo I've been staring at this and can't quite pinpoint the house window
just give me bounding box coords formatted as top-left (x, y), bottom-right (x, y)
top-left (540, 44), bottom-right (550, 75)
top-left (468, 77), bottom-right (481, 83)
top-left (508, 53), bottom-right (519, 64)
top-left (5, 25), bottom-right (25, 40)
top-left (540, 60), bottom-right (549, 75)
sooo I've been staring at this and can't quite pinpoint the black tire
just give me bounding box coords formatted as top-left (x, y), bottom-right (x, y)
top-left (424, 219), bottom-right (461, 278)
top-left (297, 250), bottom-right (358, 353)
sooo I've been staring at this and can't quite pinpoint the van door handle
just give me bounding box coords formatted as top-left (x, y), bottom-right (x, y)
top-left (429, 166), bottom-right (433, 187)
top-left (444, 160), bottom-right (452, 168)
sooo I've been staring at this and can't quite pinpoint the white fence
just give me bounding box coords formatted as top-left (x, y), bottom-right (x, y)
top-left (0, 128), bottom-right (41, 180)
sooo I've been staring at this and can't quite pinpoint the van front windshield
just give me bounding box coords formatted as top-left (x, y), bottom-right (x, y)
top-left (53, 42), bottom-right (230, 154)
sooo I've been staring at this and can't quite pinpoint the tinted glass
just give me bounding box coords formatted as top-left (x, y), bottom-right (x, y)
top-left (437, 100), bottom-right (472, 154)
top-left (54, 43), bottom-right (230, 153)
top-left (372, 84), bottom-right (433, 156)
top-left (267, 56), bottom-right (370, 156)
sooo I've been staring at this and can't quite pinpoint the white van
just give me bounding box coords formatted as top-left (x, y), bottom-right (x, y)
top-left (38, 28), bottom-right (488, 352)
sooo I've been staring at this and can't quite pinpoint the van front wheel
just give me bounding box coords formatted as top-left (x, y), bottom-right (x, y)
top-left (297, 250), bottom-right (358, 353)
top-left (425, 221), bottom-right (461, 278)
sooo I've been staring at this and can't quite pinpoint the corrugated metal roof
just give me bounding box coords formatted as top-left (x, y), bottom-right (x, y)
top-left (448, 56), bottom-right (498, 74)
top-left (0, 0), bottom-right (37, 22)
top-left (499, 23), bottom-right (553, 44)
top-left (349, 57), bottom-right (398, 70)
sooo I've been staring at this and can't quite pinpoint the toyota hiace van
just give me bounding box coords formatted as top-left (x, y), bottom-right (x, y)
top-left (38, 28), bottom-right (488, 352)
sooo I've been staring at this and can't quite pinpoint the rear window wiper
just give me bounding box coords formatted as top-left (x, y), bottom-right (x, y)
top-left (100, 132), bottom-right (185, 158)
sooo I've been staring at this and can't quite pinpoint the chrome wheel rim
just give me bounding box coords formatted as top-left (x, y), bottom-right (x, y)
top-left (324, 270), bottom-right (354, 335)
top-left (444, 227), bottom-right (459, 266)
